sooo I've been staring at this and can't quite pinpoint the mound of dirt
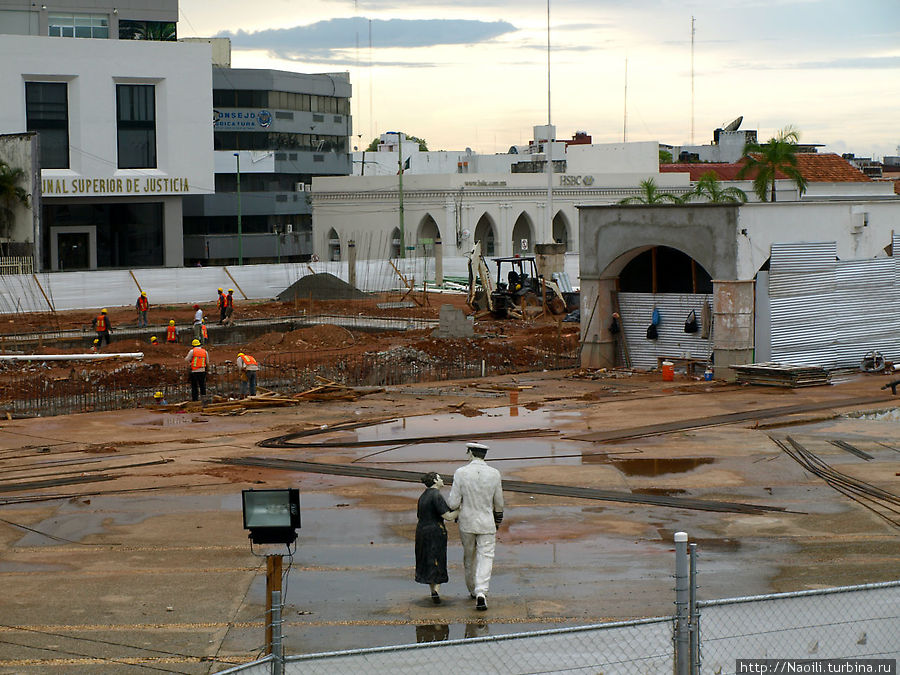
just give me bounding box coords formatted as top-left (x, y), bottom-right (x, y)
top-left (244, 331), bottom-right (287, 353)
top-left (277, 273), bottom-right (369, 301)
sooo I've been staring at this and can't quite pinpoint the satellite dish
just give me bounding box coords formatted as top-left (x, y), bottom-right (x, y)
top-left (722, 116), bottom-right (743, 132)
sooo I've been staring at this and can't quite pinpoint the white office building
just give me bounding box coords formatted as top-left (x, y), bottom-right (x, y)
top-left (0, 1), bottom-right (212, 270)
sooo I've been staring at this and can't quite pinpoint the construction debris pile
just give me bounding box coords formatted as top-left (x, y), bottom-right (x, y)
top-left (732, 363), bottom-right (831, 388)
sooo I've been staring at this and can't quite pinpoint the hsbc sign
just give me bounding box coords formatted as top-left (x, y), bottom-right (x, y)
top-left (559, 175), bottom-right (595, 186)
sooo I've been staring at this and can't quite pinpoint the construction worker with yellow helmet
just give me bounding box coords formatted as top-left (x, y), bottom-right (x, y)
top-left (236, 351), bottom-right (260, 398)
top-left (223, 288), bottom-right (235, 326)
top-left (135, 291), bottom-right (149, 327)
top-left (152, 391), bottom-right (167, 405)
top-left (150, 335), bottom-right (158, 345)
top-left (92, 308), bottom-right (111, 348)
top-left (184, 338), bottom-right (209, 402)
top-left (166, 319), bottom-right (178, 343)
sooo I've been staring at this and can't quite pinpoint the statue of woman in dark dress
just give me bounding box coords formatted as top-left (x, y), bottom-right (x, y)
top-left (415, 472), bottom-right (458, 604)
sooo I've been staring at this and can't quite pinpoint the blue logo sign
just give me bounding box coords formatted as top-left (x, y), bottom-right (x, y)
top-left (257, 110), bottom-right (272, 128)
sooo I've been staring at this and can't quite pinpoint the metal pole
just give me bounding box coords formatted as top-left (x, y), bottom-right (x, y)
top-left (689, 542), bottom-right (699, 675)
top-left (398, 133), bottom-right (405, 259)
top-left (271, 589), bottom-right (283, 675)
top-left (545, 0), bottom-right (553, 248)
top-left (674, 531), bottom-right (689, 675)
top-left (234, 152), bottom-right (243, 266)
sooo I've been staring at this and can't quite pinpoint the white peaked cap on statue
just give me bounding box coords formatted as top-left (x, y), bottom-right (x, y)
top-left (466, 442), bottom-right (490, 455)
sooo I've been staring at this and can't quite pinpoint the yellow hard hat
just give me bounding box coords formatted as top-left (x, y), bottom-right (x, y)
top-left (169, 319), bottom-right (175, 325)
top-left (217, 287), bottom-right (223, 292)
top-left (228, 288), bottom-right (233, 293)
top-left (141, 291), bottom-right (147, 297)
top-left (237, 352), bottom-right (244, 357)
top-left (192, 339), bottom-right (201, 346)
top-left (150, 336), bottom-right (158, 342)
top-left (101, 308), bottom-right (108, 313)
top-left (93, 338), bottom-right (99, 344)
top-left (153, 391), bottom-right (163, 398)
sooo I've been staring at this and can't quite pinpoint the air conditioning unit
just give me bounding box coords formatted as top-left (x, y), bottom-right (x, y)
top-left (286, 223), bottom-right (293, 233)
top-left (295, 182), bottom-right (307, 192)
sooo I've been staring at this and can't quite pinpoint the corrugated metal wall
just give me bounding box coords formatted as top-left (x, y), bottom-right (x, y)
top-left (768, 241), bottom-right (900, 368)
top-left (617, 292), bottom-right (713, 370)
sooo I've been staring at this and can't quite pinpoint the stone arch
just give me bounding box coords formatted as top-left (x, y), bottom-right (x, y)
top-left (473, 213), bottom-right (496, 257)
top-left (512, 212), bottom-right (534, 255)
top-left (389, 227), bottom-right (402, 259)
top-left (610, 245), bottom-right (713, 294)
top-left (417, 214), bottom-right (441, 255)
top-left (552, 211), bottom-right (570, 250)
top-left (327, 228), bottom-right (341, 262)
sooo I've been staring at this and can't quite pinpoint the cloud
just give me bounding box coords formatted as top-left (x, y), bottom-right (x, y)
top-left (217, 17), bottom-right (517, 64)
top-left (794, 55), bottom-right (900, 70)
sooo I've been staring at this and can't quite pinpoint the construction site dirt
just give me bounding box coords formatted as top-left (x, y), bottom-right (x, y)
top-left (0, 296), bottom-right (899, 673)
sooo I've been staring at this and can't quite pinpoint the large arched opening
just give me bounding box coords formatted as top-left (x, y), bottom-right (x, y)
top-left (511, 212), bottom-right (534, 255)
top-left (473, 214), bottom-right (496, 257)
top-left (618, 246), bottom-right (713, 294)
top-left (389, 227), bottom-right (402, 259)
top-left (552, 211), bottom-right (570, 250)
top-left (417, 214), bottom-right (441, 256)
top-left (327, 228), bottom-right (341, 262)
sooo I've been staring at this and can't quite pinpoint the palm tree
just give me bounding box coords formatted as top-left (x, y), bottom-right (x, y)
top-left (618, 178), bottom-right (684, 205)
top-left (686, 171), bottom-right (747, 204)
top-left (737, 126), bottom-right (808, 202)
top-left (0, 160), bottom-right (31, 256)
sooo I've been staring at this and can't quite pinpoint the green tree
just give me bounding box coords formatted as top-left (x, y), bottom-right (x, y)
top-left (365, 133), bottom-right (428, 152)
top-left (0, 160), bottom-right (31, 256)
top-left (736, 125), bottom-right (808, 202)
top-left (685, 171), bottom-right (747, 204)
top-left (618, 178), bottom-right (684, 205)
top-left (658, 149), bottom-right (673, 163)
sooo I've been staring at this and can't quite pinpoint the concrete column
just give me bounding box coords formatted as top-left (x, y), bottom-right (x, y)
top-left (347, 239), bottom-right (357, 289)
top-left (535, 242), bottom-right (565, 281)
top-left (712, 279), bottom-right (755, 381)
top-left (434, 238), bottom-right (443, 286)
top-left (579, 275), bottom-right (618, 369)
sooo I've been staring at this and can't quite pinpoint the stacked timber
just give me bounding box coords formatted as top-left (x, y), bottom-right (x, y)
top-left (732, 363), bottom-right (831, 388)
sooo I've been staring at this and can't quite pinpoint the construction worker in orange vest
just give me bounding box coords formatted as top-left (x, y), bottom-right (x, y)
top-left (236, 352), bottom-right (259, 398)
top-left (200, 317), bottom-right (209, 344)
top-left (166, 320), bottom-right (178, 343)
top-left (223, 289), bottom-right (235, 326)
top-left (92, 309), bottom-right (112, 348)
top-left (184, 338), bottom-right (209, 402)
top-left (135, 291), bottom-right (149, 327)
top-left (216, 288), bottom-right (226, 324)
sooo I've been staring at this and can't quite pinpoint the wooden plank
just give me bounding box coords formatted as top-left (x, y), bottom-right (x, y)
top-left (222, 266), bottom-right (248, 300)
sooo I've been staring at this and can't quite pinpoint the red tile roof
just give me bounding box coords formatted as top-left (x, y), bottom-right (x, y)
top-left (660, 153), bottom-right (871, 183)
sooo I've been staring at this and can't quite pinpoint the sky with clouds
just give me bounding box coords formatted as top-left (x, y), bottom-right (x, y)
top-left (179, 0), bottom-right (900, 158)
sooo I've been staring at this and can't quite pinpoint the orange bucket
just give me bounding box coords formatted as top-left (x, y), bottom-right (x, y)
top-left (661, 361), bottom-right (675, 382)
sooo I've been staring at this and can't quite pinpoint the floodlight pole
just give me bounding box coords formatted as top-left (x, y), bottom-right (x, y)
top-left (265, 554), bottom-right (283, 656)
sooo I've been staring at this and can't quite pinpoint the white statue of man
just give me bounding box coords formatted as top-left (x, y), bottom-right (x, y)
top-left (446, 442), bottom-right (504, 611)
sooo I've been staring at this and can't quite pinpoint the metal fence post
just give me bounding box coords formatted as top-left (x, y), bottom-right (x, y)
top-left (674, 531), bottom-right (689, 675)
top-left (689, 542), bottom-right (699, 675)
top-left (271, 590), bottom-right (283, 675)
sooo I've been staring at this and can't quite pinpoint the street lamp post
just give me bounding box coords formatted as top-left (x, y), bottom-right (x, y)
top-left (234, 152), bottom-right (243, 265)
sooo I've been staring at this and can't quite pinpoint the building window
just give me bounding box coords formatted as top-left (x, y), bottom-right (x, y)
top-left (26, 82), bottom-right (69, 169)
top-left (48, 13), bottom-right (109, 38)
top-left (117, 84), bottom-right (156, 169)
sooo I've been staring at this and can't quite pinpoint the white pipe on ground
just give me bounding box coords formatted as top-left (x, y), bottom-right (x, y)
top-left (0, 353), bottom-right (144, 362)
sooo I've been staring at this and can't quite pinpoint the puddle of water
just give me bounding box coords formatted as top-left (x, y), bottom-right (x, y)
top-left (844, 407), bottom-right (900, 423)
top-left (612, 457), bottom-right (715, 477)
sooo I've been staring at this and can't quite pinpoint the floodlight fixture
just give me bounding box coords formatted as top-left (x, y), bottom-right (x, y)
top-left (242, 488), bottom-right (300, 545)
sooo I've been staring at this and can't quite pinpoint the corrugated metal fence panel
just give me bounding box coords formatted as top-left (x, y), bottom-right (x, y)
top-left (833, 258), bottom-right (900, 365)
top-left (618, 292), bottom-right (712, 370)
top-left (894, 233), bottom-right (900, 257)
top-left (768, 242), bottom-right (839, 367)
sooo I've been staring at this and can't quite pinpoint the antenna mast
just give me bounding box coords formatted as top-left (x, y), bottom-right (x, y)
top-left (623, 57), bottom-right (628, 143)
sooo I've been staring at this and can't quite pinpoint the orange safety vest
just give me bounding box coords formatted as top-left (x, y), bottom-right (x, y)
top-left (96, 314), bottom-right (107, 331)
top-left (217, 293), bottom-right (225, 309)
top-left (137, 296), bottom-right (149, 311)
top-left (225, 294), bottom-right (234, 309)
top-left (166, 325), bottom-right (178, 342)
top-left (190, 347), bottom-right (208, 371)
top-left (201, 323), bottom-right (208, 339)
top-left (240, 354), bottom-right (258, 367)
